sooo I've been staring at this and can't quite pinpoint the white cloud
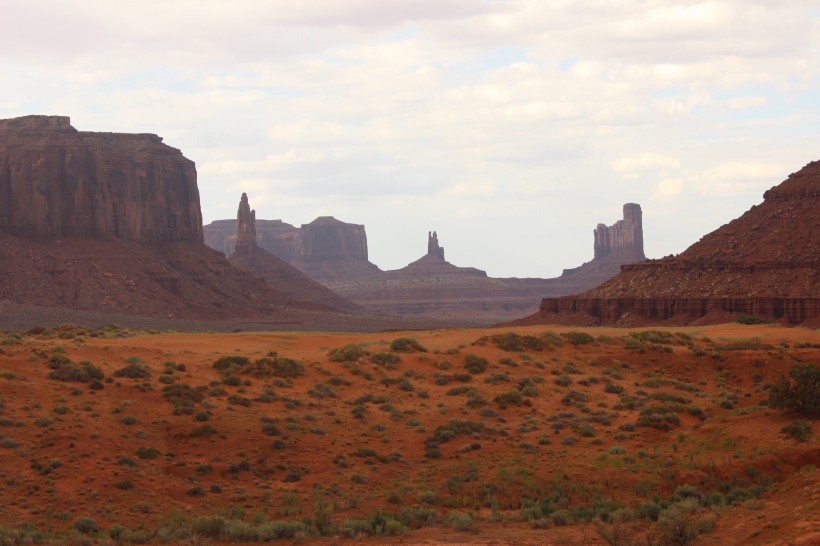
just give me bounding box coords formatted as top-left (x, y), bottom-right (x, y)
top-left (611, 154), bottom-right (681, 175)
top-left (727, 95), bottom-right (767, 109)
top-left (2, 1), bottom-right (819, 277)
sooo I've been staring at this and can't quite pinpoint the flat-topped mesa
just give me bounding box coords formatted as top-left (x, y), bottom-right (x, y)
top-left (0, 115), bottom-right (203, 243)
top-left (427, 231), bottom-right (445, 259)
top-left (593, 203), bottom-right (644, 260)
top-left (299, 216), bottom-right (369, 261)
top-left (235, 192), bottom-right (257, 253)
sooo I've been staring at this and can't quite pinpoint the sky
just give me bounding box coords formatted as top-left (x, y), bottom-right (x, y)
top-left (2, 1), bottom-right (820, 278)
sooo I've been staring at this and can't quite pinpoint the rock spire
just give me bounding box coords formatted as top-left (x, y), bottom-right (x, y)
top-left (427, 231), bottom-right (445, 259)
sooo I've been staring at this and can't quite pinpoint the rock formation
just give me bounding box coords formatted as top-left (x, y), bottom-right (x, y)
top-left (593, 203), bottom-right (644, 260)
top-left (329, 209), bottom-right (646, 323)
top-left (427, 231), bottom-right (444, 259)
top-left (207, 204), bottom-right (648, 323)
top-left (235, 193), bottom-right (257, 254)
top-left (227, 194), bottom-right (357, 312)
top-left (0, 115), bottom-right (202, 243)
top-left (521, 162), bottom-right (820, 326)
top-left (204, 215), bottom-right (382, 282)
top-left (0, 115), bottom-right (356, 321)
top-left (559, 204), bottom-right (645, 281)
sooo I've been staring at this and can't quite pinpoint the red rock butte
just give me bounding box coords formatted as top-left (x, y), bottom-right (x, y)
top-left (0, 115), bottom-right (353, 321)
top-left (520, 160), bottom-right (820, 326)
top-left (0, 115), bottom-right (202, 243)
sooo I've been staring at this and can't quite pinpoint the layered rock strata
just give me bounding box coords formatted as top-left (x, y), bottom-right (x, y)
top-left (0, 115), bottom-right (344, 320)
top-left (228, 194), bottom-right (358, 312)
top-left (329, 209), bottom-right (646, 322)
top-left (0, 115), bottom-right (202, 243)
top-left (524, 161), bottom-right (820, 326)
top-left (204, 216), bottom-right (382, 282)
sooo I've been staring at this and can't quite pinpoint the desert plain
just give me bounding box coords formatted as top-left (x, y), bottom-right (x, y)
top-left (0, 322), bottom-right (817, 546)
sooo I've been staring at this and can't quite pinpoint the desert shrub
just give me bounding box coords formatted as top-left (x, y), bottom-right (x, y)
top-left (768, 363), bottom-right (820, 417)
top-left (136, 446), bottom-right (161, 459)
top-left (48, 361), bottom-right (104, 383)
top-left (604, 383), bottom-right (624, 394)
top-left (191, 517), bottom-right (225, 538)
top-left (781, 420), bottom-right (813, 442)
top-left (328, 344), bottom-right (369, 362)
top-left (371, 352), bottom-right (401, 367)
top-left (72, 517), bottom-right (99, 534)
top-left (222, 375), bottom-right (242, 386)
top-left (491, 333), bottom-right (544, 352)
top-left (494, 389), bottom-right (524, 407)
top-left (212, 355), bottom-right (250, 371)
top-left (263, 357), bottom-right (305, 378)
top-left (189, 425), bottom-right (217, 438)
top-left (736, 314), bottom-right (773, 325)
top-left (657, 500), bottom-right (716, 545)
top-left (447, 511), bottom-right (476, 532)
top-left (390, 337), bottom-right (427, 353)
top-left (428, 419), bottom-right (485, 444)
top-left (114, 362), bottom-right (151, 379)
top-left (463, 354), bottom-right (488, 375)
top-left (561, 332), bottom-right (595, 345)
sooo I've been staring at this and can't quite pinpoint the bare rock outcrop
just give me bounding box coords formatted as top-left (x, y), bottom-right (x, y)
top-left (0, 115), bottom-right (337, 320)
top-left (593, 203), bottom-right (644, 260)
top-left (0, 115), bottom-right (202, 243)
top-left (427, 231), bottom-right (445, 259)
top-left (522, 161), bottom-right (820, 326)
top-left (204, 215), bottom-right (382, 282)
top-left (227, 194), bottom-right (358, 312)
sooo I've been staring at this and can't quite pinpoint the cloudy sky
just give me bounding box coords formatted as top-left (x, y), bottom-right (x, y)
top-left (3, 1), bottom-right (819, 277)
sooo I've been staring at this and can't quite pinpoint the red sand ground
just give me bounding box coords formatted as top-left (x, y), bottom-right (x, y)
top-left (0, 323), bottom-right (817, 545)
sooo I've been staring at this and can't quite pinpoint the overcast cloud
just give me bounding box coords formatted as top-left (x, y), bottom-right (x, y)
top-left (2, 0), bottom-right (819, 277)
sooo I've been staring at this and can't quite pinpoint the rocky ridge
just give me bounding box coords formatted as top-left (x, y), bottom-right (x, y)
top-left (0, 115), bottom-right (353, 322)
top-left (0, 115), bottom-right (202, 243)
top-left (328, 204), bottom-right (646, 322)
top-left (227, 194), bottom-right (358, 312)
top-left (523, 161), bottom-right (820, 326)
top-left (205, 215), bottom-right (382, 282)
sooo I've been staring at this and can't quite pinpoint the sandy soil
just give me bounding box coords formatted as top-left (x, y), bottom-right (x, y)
top-left (0, 323), bottom-right (817, 545)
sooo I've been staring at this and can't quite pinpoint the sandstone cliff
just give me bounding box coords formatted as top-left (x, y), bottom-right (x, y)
top-left (0, 115), bottom-right (202, 243)
top-left (523, 161), bottom-right (820, 326)
top-left (228, 194), bottom-right (358, 312)
top-left (204, 215), bottom-right (382, 282)
top-left (0, 115), bottom-right (343, 321)
top-left (329, 208), bottom-right (646, 323)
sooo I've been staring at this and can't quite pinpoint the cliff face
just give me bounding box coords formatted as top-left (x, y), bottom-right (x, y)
top-left (0, 115), bottom-right (202, 243)
top-left (525, 161), bottom-right (820, 326)
top-left (227, 194), bottom-right (358, 312)
top-left (299, 217), bottom-right (368, 261)
top-left (0, 115), bottom-right (336, 320)
top-left (593, 203), bottom-right (644, 260)
top-left (204, 215), bottom-right (382, 282)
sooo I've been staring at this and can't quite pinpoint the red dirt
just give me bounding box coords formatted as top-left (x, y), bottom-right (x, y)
top-left (0, 323), bottom-right (817, 544)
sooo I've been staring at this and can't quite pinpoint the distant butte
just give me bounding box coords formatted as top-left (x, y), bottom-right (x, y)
top-left (517, 161), bottom-right (820, 326)
top-left (227, 193), bottom-right (358, 312)
top-left (205, 215), bottom-right (382, 282)
top-left (0, 115), bottom-right (351, 322)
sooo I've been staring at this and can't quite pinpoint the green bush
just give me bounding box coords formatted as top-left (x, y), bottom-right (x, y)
top-left (736, 314), bottom-right (773, 325)
top-left (463, 354), bottom-right (488, 375)
top-left (328, 344), bottom-right (369, 362)
top-left (72, 517), bottom-right (99, 534)
top-left (781, 420), bottom-right (813, 442)
top-left (371, 352), bottom-right (401, 367)
top-left (561, 332), bottom-right (596, 345)
top-left (114, 363), bottom-right (151, 379)
top-left (768, 363), bottom-right (820, 417)
top-left (390, 338), bottom-right (427, 353)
